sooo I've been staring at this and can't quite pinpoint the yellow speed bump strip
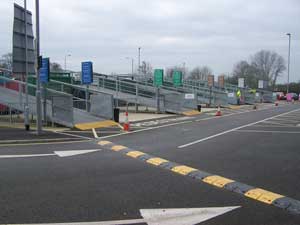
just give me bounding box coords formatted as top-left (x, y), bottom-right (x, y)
top-left (127, 151), bottom-right (145, 158)
top-left (147, 158), bottom-right (169, 166)
top-left (245, 188), bottom-right (285, 204)
top-left (98, 141), bottom-right (112, 146)
top-left (111, 145), bottom-right (127, 152)
top-left (182, 110), bottom-right (202, 116)
top-left (75, 120), bottom-right (118, 130)
top-left (98, 140), bottom-right (300, 215)
top-left (171, 165), bottom-right (198, 175)
top-left (203, 175), bottom-right (235, 188)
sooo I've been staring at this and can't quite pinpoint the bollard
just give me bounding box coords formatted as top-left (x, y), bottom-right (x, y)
top-left (123, 111), bottom-right (130, 132)
top-left (215, 106), bottom-right (222, 116)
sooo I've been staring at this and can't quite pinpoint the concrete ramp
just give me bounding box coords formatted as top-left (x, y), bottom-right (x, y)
top-left (0, 78), bottom-right (117, 130)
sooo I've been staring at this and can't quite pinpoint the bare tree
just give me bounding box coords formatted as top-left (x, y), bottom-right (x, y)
top-left (166, 66), bottom-right (185, 79)
top-left (0, 53), bottom-right (12, 70)
top-left (50, 62), bottom-right (63, 72)
top-left (251, 50), bottom-right (286, 89)
top-left (232, 61), bottom-right (259, 88)
top-left (189, 66), bottom-right (212, 80)
top-left (141, 61), bottom-right (153, 78)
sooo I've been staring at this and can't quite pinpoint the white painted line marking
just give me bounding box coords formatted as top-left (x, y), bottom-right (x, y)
top-left (0, 149), bottom-right (102, 159)
top-left (53, 131), bottom-right (94, 140)
top-left (251, 125), bottom-right (300, 129)
top-left (234, 130), bottom-right (300, 134)
top-left (259, 121), bottom-right (293, 127)
top-left (100, 105), bottom-right (281, 139)
top-left (0, 140), bottom-right (91, 147)
top-left (9, 207), bottom-right (240, 225)
top-left (178, 108), bottom-right (300, 149)
top-left (92, 128), bottom-right (99, 138)
top-left (271, 118), bottom-right (298, 123)
top-left (0, 154), bottom-right (55, 159)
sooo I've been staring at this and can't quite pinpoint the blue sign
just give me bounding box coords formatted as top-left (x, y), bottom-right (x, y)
top-left (40, 58), bottom-right (50, 83)
top-left (81, 61), bottom-right (93, 85)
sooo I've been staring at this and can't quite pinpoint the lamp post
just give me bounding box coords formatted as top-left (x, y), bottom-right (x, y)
top-left (64, 54), bottom-right (71, 72)
top-left (138, 47), bottom-right (141, 75)
top-left (286, 33), bottom-right (291, 94)
top-left (24, 0), bottom-right (30, 131)
top-left (35, 0), bottom-right (42, 135)
top-left (126, 57), bottom-right (134, 78)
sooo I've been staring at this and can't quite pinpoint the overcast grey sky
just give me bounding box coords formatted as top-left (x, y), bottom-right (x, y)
top-left (1, 0), bottom-right (299, 83)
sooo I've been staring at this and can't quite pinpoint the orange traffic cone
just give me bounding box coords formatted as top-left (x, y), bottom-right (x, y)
top-left (123, 111), bottom-right (130, 132)
top-left (215, 106), bottom-right (222, 116)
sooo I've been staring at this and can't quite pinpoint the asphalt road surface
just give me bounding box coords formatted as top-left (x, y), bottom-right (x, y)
top-left (1, 103), bottom-right (300, 225)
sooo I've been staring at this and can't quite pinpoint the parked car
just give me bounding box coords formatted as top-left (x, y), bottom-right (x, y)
top-left (289, 93), bottom-right (299, 101)
top-left (276, 92), bottom-right (286, 100)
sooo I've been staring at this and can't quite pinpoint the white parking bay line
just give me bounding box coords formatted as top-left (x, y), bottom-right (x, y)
top-left (235, 130), bottom-right (300, 134)
top-left (178, 108), bottom-right (300, 149)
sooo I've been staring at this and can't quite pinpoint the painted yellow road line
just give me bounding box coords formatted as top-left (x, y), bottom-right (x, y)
top-left (147, 157), bottom-right (169, 166)
top-left (171, 165), bottom-right (198, 175)
top-left (203, 175), bottom-right (235, 188)
top-left (182, 110), bottom-right (202, 116)
top-left (245, 188), bottom-right (285, 204)
top-left (75, 120), bottom-right (118, 130)
top-left (127, 151), bottom-right (145, 158)
top-left (229, 106), bottom-right (241, 110)
top-left (111, 145), bottom-right (127, 152)
top-left (98, 141), bottom-right (112, 146)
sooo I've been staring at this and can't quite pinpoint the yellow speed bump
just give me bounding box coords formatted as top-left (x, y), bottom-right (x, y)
top-left (171, 165), bottom-right (198, 175)
top-left (75, 120), bottom-right (118, 130)
top-left (127, 151), bottom-right (145, 158)
top-left (111, 145), bottom-right (127, 152)
top-left (147, 158), bottom-right (169, 166)
top-left (98, 141), bottom-right (112, 146)
top-left (203, 175), bottom-right (235, 188)
top-left (245, 188), bottom-right (285, 204)
top-left (182, 110), bottom-right (202, 116)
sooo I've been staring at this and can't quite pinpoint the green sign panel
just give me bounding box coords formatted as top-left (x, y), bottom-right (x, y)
top-left (173, 71), bottom-right (183, 87)
top-left (154, 69), bottom-right (164, 87)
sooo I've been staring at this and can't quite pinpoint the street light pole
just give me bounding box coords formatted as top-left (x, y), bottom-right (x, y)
top-left (35, 0), bottom-right (42, 135)
top-left (126, 57), bottom-right (134, 78)
top-left (138, 47), bottom-right (141, 75)
top-left (286, 33), bottom-right (291, 94)
top-left (24, 0), bottom-right (30, 131)
top-left (64, 54), bottom-right (71, 71)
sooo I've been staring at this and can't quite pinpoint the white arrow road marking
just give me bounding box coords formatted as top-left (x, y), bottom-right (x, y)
top-left (0, 149), bottom-right (102, 159)
top-left (6, 206), bottom-right (240, 225)
top-left (140, 206), bottom-right (240, 225)
top-left (54, 149), bottom-right (101, 157)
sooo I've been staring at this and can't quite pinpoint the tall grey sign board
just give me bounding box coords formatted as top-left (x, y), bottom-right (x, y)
top-left (13, 3), bottom-right (35, 75)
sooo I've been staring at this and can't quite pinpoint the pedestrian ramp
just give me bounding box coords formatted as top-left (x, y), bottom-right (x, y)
top-left (0, 76), bottom-right (118, 130)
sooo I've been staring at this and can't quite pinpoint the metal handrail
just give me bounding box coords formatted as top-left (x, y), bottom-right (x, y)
top-left (0, 76), bottom-right (72, 97)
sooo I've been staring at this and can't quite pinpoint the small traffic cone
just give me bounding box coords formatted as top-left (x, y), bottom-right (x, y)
top-left (215, 106), bottom-right (222, 116)
top-left (123, 111), bottom-right (130, 132)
